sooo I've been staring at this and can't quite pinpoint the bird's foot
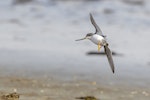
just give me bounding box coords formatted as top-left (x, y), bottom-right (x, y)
top-left (98, 43), bottom-right (101, 52)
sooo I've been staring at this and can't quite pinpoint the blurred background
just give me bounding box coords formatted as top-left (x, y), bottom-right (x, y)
top-left (0, 0), bottom-right (150, 87)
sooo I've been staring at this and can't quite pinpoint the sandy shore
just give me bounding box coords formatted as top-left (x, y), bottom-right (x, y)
top-left (0, 69), bottom-right (150, 100)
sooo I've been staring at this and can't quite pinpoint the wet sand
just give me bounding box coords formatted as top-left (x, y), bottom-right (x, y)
top-left (0, 68), bottom-right (150, 100)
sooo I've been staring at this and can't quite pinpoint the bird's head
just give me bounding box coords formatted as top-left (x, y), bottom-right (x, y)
top-left (75, 33), bottom-right (94, 41)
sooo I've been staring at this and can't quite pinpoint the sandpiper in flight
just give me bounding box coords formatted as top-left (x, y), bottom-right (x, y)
top-left (76, 13), bottom-right (115, 73)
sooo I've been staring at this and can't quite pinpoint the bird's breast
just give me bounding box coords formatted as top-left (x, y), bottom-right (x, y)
top-left (90, 35), bottom-right (105, 45)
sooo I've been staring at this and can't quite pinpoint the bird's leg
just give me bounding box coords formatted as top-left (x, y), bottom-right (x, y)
top-left (98, 42), bottom-right (101, 52)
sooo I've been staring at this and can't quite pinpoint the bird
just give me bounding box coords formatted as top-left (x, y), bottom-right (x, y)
top-left (76, 13), bottom-right (115, 73)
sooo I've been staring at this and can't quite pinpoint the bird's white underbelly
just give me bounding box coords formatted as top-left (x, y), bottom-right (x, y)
top-left (90, 35), bottom-right (105, 45)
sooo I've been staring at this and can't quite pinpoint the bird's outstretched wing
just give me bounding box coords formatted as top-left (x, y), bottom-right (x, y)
top-left (90, 13), bottom-right (104, 36)
top-left (104, 45), bottom-right (115, 73)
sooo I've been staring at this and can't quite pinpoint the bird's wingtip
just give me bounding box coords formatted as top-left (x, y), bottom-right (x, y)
top-left (112, 70), bottom-right (115, 74)
top-left (112, 66), bottom-right (115, 74)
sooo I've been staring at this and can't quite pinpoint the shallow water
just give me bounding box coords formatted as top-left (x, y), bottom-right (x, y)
top-left (0, 0), bottom-right (150, 87)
